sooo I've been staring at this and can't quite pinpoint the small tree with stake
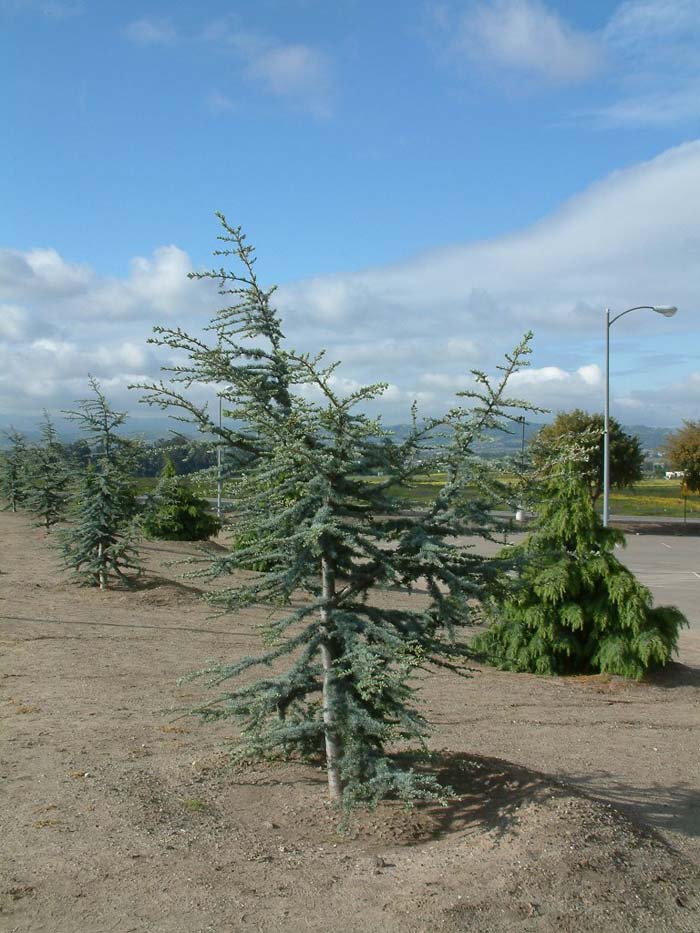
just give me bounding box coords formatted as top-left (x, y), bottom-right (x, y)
top-left (26, 413), bottom-right (72, 532)
top-left (0, 428), bottom-right (30, 512)
top-left (60, 379), bottom-right (141, 589)
top-left (473, 459), bottom-right (687, 680)
top-left (134, 214), bottom-right (532, 811)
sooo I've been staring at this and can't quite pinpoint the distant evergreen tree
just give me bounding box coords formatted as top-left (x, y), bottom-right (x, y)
top-left (0, 428), bottom-right (30, 512)
top-left (142, 454), bottom-right (220, 540)
top-left (135, 214), bottom-right (532, 811)
top-left (473, 463), bottom-right (687, 680)
top-left (60, 379), bottom-right (141, 588)
top-left (26, 414), bottom-right (72, 532)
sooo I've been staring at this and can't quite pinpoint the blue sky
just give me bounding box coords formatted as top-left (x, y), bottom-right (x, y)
top-left (2, 0), bottom-right (699, 431)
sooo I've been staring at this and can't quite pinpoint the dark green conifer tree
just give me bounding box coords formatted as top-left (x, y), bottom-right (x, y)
top-left (142, 454), bottom-right (220, 541)
top-left (473, 463), bottom-right (687, 679)
top-left (135, 214), bottom-right (531, 810)
top-left (60, 379), bottom-right (141, 588)
top-left (0, 428), bottom-right (30, 512)
top-left (26, 414), bottom-right (72, 532)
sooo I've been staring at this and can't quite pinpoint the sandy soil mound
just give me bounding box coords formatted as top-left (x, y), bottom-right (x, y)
top-left (2, 750), bottom-right (697, 932)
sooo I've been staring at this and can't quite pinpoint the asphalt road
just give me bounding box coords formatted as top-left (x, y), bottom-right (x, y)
top-left (468, 530), bottom-right (700, 631)
top-left (617, 533), bottom-right (700, 629)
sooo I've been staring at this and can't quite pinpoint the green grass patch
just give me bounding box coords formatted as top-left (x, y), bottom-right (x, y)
top-left (133, 473), bottom-right (699, 518)
top-left (181, 797), bottom-right (208, 813)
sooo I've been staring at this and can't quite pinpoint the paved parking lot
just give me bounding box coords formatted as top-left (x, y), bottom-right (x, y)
top-left (470, 529), bottom-right (700, 631)
top-left (617, 533), bottom-right (700, 629)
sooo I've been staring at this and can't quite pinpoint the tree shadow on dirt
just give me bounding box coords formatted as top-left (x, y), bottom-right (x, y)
top-left (646, 661), bottom-right (700, 689)
top-left (140, 540), bottom-right (230, 558)
top-left (386, 751), bottom-right (568, 844)
top-left (132, 574), bottom-right (206, 598)
top-left (561, 770), bottom-right (700, 840)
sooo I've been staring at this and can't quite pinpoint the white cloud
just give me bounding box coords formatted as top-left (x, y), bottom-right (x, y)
top-left (246, 43), bottom-right (332, 116)
top-left (0, 243), bottom-right (211, 323)
top-left (593, 84), bottom-right (700, 128)
top-left (0, 248), bottom-right (93, 300)
top-left (604, 0), bottom-right (700, 49)
top-left (0, 0), bottom-right (80, 17)
top-left (274, 140), bottom-right (700, 421)
top-left (508, 364), bottom-right (604, 411)
top-left (433, 1), bottom-right (700, 129)
top-left (0, 305), bottom-right (29, 341)
top-left (124, 17), bottom-right (177, 46)
top-left (455, 0), bottom-right (602, 84)
top-left (206, 91), bottom-right (237, 115)
top-left (1, 141), bottom-right (698, 426)
top-left (592, 0), bottom-right (700, 128)
top-left (445, 337), bottom-right (479, 360)
top-left (201, 23), bottom-right (333, 117)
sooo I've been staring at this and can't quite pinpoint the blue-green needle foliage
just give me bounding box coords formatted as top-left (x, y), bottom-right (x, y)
top-left (474, 464), bottom-right (687, 680)
top-left (135, 214), bottom-right (533, 811)
top-left (0, 428), bottom-right (30, 513)
top-left (60, 378), bottom-right (141, 588)
top-left (26, 414), bottom-right (72, 532)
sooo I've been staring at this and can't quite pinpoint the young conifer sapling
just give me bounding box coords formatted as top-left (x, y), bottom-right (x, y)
top-left (0, 428), bottom-right (30, 513)
top-left (60, 379), bottom-right (141, 589)
top-left (26, 413), bottom-right (72, 532)
top-left (135, 214), bottom-right (533, 811)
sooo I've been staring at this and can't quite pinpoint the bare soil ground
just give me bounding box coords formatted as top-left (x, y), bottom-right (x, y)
top-left (1, 509), bottom-right (699, 932)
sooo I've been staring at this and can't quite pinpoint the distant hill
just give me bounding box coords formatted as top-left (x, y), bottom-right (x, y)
top-left (622, 425), bottom-right (672, 451)
top-left (385, 421), bottom-right (672, 458)
top-left (0, 414), bottom-right (675, 455)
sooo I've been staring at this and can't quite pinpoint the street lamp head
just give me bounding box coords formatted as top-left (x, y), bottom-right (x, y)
top-left (653, 305), bottom-right (678, 317)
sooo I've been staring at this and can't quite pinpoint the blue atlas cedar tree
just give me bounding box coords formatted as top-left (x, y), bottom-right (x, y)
top-left (60, 378), bottom-right (141, 589)
top-left (26, 412), bottom-right (72, 532)
top-left (134, 214), bottom-right (534, 810)
top-left (0, 427), bottom-right (30, 513)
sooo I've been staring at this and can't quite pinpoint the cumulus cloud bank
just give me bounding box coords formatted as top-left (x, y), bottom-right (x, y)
top-left (1, 141), bottom-right (698, 428)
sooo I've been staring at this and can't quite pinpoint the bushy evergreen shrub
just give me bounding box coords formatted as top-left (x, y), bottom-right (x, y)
top-left (473, 464), bottom-right (687, 680)
top-left (142, 455), bottom-right (220, 541)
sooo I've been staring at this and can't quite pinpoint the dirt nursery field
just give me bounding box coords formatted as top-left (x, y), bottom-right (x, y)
top-left (1, 509), bottom-right (699, 933)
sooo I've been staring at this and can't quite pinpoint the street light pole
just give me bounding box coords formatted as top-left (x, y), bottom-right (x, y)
top-left (515, 416), bottom-right (526, 522)
top-left (603, 308), bottom-right (611, 528)
top-left (603, 304), bottom-right (677, 527)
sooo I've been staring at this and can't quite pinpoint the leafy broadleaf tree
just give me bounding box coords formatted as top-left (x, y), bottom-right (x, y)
top-left (134, 214), bottom-right (533, 811)
top-left (532, 410), bottom-right (643, 502)
top-left (26, 413), bottom-right (72, 532)
top-left (142, 454), bottom-right (220, 541)
top-left (60, 379), bottom-right (141, 589)
top-left (473, 461), bottom-right (687, 680)
top-left (664, 420), bottom-right (700, 494)
top-left (0, 428), bottom-right (30, 512)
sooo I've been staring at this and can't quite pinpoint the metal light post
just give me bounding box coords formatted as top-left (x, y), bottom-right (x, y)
top-left (603, 305), bottom-right (677, 527)
top-left (515, 416), bottom-right (526, 522)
